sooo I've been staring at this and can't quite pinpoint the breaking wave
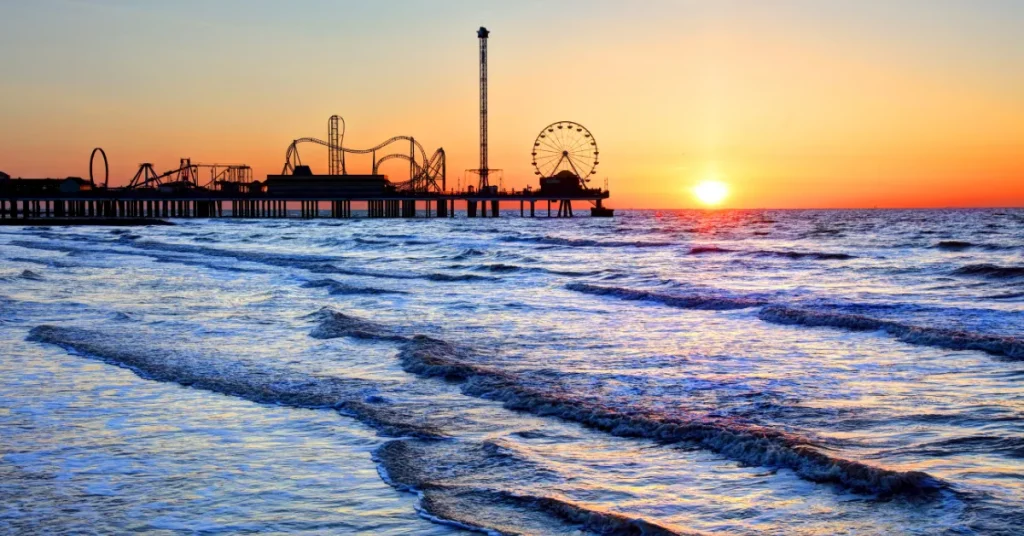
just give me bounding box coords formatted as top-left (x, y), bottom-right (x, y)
top-left (375, 439), bottom-right (693, 535)
top-left (758, 306), bottom-right (1024, 359)
top-left (309, 311), bottom-right (944, 496)
top-left (308, 307), bottom-right (406, 341)
top-left (6, 256), bottom-right (77, 269)
top-left (883, 435), bottom-right (1024, 459)
top-left (933, 241), bottom-right (1014, 251)
top-left (682, 247), bottom-right (854, 260)
top-left (749, 250), bottom-right (856, 261)
top-left (502, 235), bottom-right (675, 248)
top-left (301, 279), bottom-right (408, 296)
top-left (468, 264), bottom-right (602, 277)
top-left (424, 272), bottom-right (493, 282)
top-left (571, 283), bottom-right (1022, 359)
top-left (952, 264), bottom-right (1024, 279)
top-left (566, 283), bottom-right (766, 310)
top-left (688, 245), bottom-right (732, 255)
top-left (8, 240), bottom-right (266, 274)
top-left (27, 325), bottom-right (445, 439)
top-left (934, 240), bottom-right (974, 251)
top-left (354, 237), bottom-right (390, 245)
top-left (14, 238), bottom-right (497, 283)
top-left (393, 335), bottom-right (944, 496)
top-left (985, 291), bottom-right (1024, 300)
top-left (475, 263), bottom-right (522, 273)
top-left (448, 248), bottom-right (485, 260)
top-left (18, 270), bottom-right (44, 281)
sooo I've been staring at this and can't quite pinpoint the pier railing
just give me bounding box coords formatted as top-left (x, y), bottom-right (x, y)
top-left (0, 187), bottom-right (611, 220)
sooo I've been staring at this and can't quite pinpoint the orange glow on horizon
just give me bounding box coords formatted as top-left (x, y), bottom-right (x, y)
top-left (693, 180), bottom-right (730, 206)
top-left (0, 3), bottom-right (1022, 209)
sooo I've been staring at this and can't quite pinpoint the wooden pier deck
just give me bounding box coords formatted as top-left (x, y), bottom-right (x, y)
top-left (0, 190), bottom-right (612, 221)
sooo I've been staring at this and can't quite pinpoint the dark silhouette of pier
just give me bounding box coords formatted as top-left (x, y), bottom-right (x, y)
top-left (0, 26), bottom-right (613, 223)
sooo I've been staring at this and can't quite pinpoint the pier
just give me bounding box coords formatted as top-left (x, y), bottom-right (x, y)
top-left (0, 26), bottom-right (613, 223)
top-left (0, 188), bottom-right (610, 221)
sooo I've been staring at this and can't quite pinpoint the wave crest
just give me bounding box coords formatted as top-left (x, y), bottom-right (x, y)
top-left (308, 307), bottom-right (405, 341)
top-left (375, 439), bottom-right (695, 535)
top-left (502, 235), bottom-right (675, 248)
top-left (758, 306), bottom-right (1024, 359)
top-left (750, 250), bottom-right (856, 260)
top-left (395, 335), bottom-right (943, 496)
top-left (567, 283), bottom-right (766, 311)
top-left (301, 279), bottom-right (407, 296)
top-left (952, 264), bottom-right (1024, 279)
top-left (28, 325), bottom-right (445, 439)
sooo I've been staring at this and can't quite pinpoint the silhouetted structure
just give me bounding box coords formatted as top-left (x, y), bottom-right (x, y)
top-left (0, 26), bottom-right (612, 222)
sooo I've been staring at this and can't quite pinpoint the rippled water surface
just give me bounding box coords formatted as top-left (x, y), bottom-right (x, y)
top-left (2, 209), bottom-right (1022, 535)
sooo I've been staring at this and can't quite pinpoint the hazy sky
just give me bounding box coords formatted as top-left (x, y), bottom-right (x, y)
top-left (1, 0), bottom-right (1022, 208)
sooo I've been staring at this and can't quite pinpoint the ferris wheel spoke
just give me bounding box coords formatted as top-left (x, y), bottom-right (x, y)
top-left (535, 150), bottom-right (562, 160)
top-left (568, 157), bottom-right (595, 175)
top-left (537, 134), bottom-right (560, 151)
top-left (532, 122), bottom-right (599, 178)
top-left (569, 148), bottom-right (595, 162)
top-left (534, 154), bottom-right (562, 174)
top-left (569, 129), bottom-right (594, 152)
top-left (537, 139), bottom-right (563, 152)
top-left (569, 151), bottom-right (593, 167)
top-left (567, 146), bottom-right (592, 163)
top-left (546, 129), bottom-right (567, 148)
top-left (565, 155), bottom-right (584, 178)
top-left (566, 135), bottom-right (592, 154)
top-left (572, 143), bottom-right (597, 157)
top-left (535, 149), bottom-right (563, 162)
top-left (549, 124), bottom-right (566, 147)
top-left (543, 155), bottom-right (561, 174)
top-left (567, 155), bottom-right (590, 170)
top-left (534, 155), bottom-right (562, 168)
top-left (558, 125), bottom-right (573, 149)
top-left (539, 139), bottom-right (564, 155)
top-left (558, 125), bottom-right (576, 150)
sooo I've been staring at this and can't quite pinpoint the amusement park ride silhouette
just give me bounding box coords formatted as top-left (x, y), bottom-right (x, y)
top-left (0, 26), bottom-right (612, 221)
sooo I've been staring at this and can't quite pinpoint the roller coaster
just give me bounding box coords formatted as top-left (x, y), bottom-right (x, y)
top-left (127, 159), bottom-right (253, 190)
top-left (280, 115), bottom-right (446, 194)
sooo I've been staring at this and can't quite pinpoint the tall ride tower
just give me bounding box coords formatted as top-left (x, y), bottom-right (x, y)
top-left (477, 26), bottom-right (490, 190)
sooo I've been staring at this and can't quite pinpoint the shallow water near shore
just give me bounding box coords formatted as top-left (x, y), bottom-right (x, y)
top-left (2, 209), bottom-right (1023, 535)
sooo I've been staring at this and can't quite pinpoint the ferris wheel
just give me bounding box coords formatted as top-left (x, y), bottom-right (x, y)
top-left (531, 121), bottom-right (599, 183)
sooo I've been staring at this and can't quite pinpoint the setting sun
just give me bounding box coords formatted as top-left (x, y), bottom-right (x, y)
top-left (693, 180), bottom-right (730, 206)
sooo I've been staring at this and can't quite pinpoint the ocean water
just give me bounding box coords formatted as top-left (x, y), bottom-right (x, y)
top-left (1, 208), bottom-right (1022, 535)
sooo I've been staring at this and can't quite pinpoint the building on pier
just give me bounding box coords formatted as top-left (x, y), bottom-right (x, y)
top-left (265, 174), bottom-right (393, 197)
top-left (0, 176), bottom-right (93, 194)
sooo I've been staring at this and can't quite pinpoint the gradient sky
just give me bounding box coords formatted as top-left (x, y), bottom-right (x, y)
top-left (1, 0), bottom-right (1022, 208)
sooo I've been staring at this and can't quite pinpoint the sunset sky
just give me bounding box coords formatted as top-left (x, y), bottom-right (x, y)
top-left (1, 0), bottom-right (1022, 208)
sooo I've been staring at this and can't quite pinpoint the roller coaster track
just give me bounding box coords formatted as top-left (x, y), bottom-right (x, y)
top-left (380, 148), bottom-right (446, 193)
top-left (127, 159), bottom-right (252, 190)
top-left (282, 136), bottom-right (445, 193)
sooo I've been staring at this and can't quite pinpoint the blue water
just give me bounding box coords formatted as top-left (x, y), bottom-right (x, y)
top-left (2, 209), bottom-right (1022, 535)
